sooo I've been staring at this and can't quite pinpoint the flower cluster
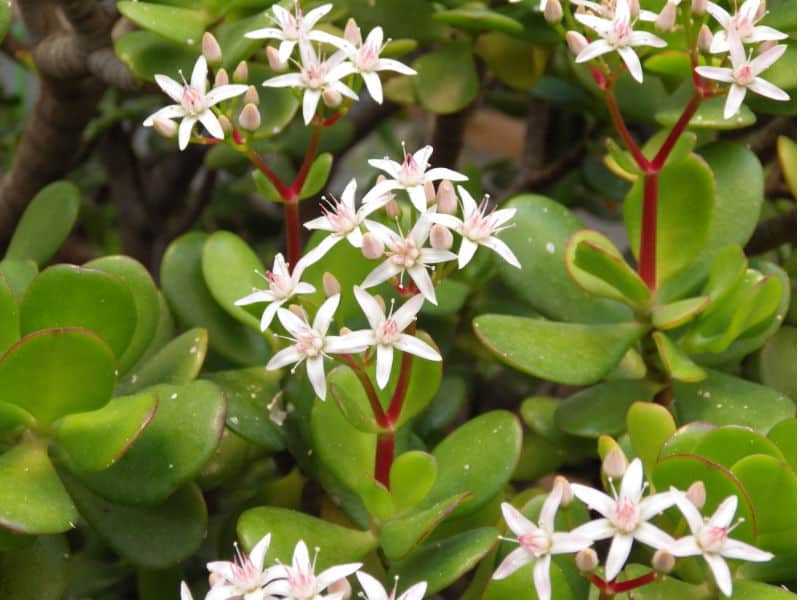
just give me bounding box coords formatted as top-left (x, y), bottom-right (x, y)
top-left (180, 533), bottom-right (427, 600)
top-left (236, 144), bottom-right (520, 400)
top-left (492, 458), bottom-right (773, 599)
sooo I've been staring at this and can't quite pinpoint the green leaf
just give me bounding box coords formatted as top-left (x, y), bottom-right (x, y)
top-left (0, 328), bottom-right (115, 424)
top-left (624, 154), bottom-right (715, 284)
top-left (390, 528), bottom-right (497, 595)
top-left (659, 422), bottom-right (715, 458)
top-left (0, 440), bottom-right (77, 534)
top-left (644, 50), bottom-right (694, 79)
top-left (652, 296), bottom-right (709, 330)
top-left (0, 0), bottom-right (10, 42)
top-left (390, 451), bottom-right (437, 511)
top-left (298, 153), bottom-right (333, 200)
top-left (0, 535), bottom-right (70, 600)
top-left (114, 31), bottom-right (198, 81)
top-left (201, 231), bottom-right (265, 330)
top-left (627, 402), bottom-right (676, 479)
top-left (117, 2), bottom-right (206, 45)
top-left (413, 43), bottom-right (479, 114)
top-left (53, 393), bottom-right (158, 472)
top-left (749, 326), bottom-right (796, 401)
top-left (496, 195), bottom-right (631, 323)
top-left (639, 129), bottom-right (697, 167)
top-left (554, 380), bottom-right (662, 438)
top-left (768, 418), bottom-right (796, 472)
top-left (215, 14), bottom-right (270, 70)
top-left (75, 381), bottom-right (226, 505)
top-left (117, 329), bottom-right (207, 395)
top-left (0, 259), bottom-right (37, 299)
top-left (653, 331), bottom-right (707, 382)
top-left (729, 581), bottom-right (797, 599)
top-left (474, 33), bottom-right (545, 91)
top-left (693, 426), bottom-right (784, 469)
top-left (420, 411), bottom-right (521, 519)
top-left (655, 81), bottom-right (756, 129)
top-left (252, 170), bottom-right (284, 203)
top-left (62, 474), bottom-right (208, 569)
top-left (0, 275), bottom-right (19, 356)
top-left (673, 370), bottom-right (795, 433)
top-left (20, 265), bottom-right (137, 359)
top-left (433, 7), bottom-right (523, 33)
top-left (473, 314), bottom-right (647, 385)
top-left (237, 507), bottom-right (377, 571)
top-left (160, 232), bottom-right (270, 366)
top-left (85, 256), bottom-right (160, 374)
top-left (5, 181), bottom-right (81, 266)
top-left (777, 135), bottom-right (796, 196)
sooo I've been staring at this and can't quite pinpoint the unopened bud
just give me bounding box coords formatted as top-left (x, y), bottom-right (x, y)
top-left (322, 272), bottom-right (341, 297)
top-left (691, 0), bottom-right (707, 15)
top-left (214, 68), bottom-right (229, 87)
top-left (322, 88), bottom-right (342, 108)
top-left (602, 447), bottom-right (628, 479)
top-left (759, 40), bottom-right (779, 54)
top-left (566, 31), bottom-right (589, 56)
top-left (755, 0), bottom-right (766, 19)
top-left (436, 180), bottom-right (458, 214)
top-left (655, 0), bottom-right (678, 32)
top-left (361, 233), bottom-right (385, 260)
top-left (328, 578), bottom-right (352, 599)
top-left (424, 180), bottom-right (436, 205)
top-left (652, 549), bottom-right (676, 573)
top-left (686, 481), bottom-right (706, 509)
top-left (544, 0), bottom-right (564, 23)
top-left (153, 117), bottom-right (177, 139)
top-left (384, 198), bottom-right (400, 218)
top-left (697, 25), bottom-right (713, 52)
top-left (629, 0), bottom-right (641, 18)
top-left (339, 327), bottom-right (352, 336)
top-left (289, 305), bottom-right (308, 321)
top-left (430, 224), bottom-right (454, 250)
top-left (233, 60), bottom-right (249, 83)
top-left (239, 103), bottom-right (261, 132)
top-left (245, 85), bottom-right (260, 105)
top-left (218, 114), bottom-right (233, 135)
top-left (344, 18), bottom-right (362, 46)
top-left (202, 32), bottom-right (222, 65)
top-left (553, 475), bottom-right (574, 506)
top-left (575, 548), bottom-right (599, 572)
top-left (267, 46), bottom-right (288, 72)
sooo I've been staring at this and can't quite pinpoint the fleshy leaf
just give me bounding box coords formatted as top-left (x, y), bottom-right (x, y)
top-left (0, 535), bottom-right (70, 600)
top-left (767, 418), bottom-right (796, 472)
top-left (298, 153), bottom-right (333, 200)
top-left (413, 43), bottom-right (479, 114)
top-left (0, 275), bottom-right (19, 356)
top-left (693, 426), bottom-right (784, 469)
top-left (651, 296), bottom-right (709, 330)
top-left (390, 451), bottom-right (437, 511)
top-left (117, 2), bottom-right (206, 45)
top-left (626, 401), bottom-right (675, 479)
top-left (653, 331), bottom-right (706, 382)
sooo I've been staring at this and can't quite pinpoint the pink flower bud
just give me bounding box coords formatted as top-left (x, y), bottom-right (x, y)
top-left (424, 180), bottom-right (436, 205)
top-left (544, 0), bottom-right (564, 23)
top-left (566, 31), bottom-right (589, 56)
top-left (322, 88), bottom-right (342, 108)
top-left (436, 180), bottom-right (458, 214)
top-left (218, 114), bottom-right (233, 135)
top-left (153, 118), bottom-right (177, 138)
top-left (697, 25), bottom-right (713, 52)
top-left (327, 578), bottom-right (352, 599)
top-left (691, 0), bottom-right (707, 15)
top-left (553, 475), bottom-right (574, 506)
top-left (602, 447), bottom-right (627, 479)
top-left (755, 0), bottom-right (766, 19)
top-left (322, 272), bottom-right (341, 297)
top-left (214, 68), bottom-right (229, 87)
top-left (652, 549), bottom-right (676, 573)
top-left (344, 18), bottom-right (362, 46)
top-left (288, 304), bottom-right (308, 321)
top-left (245, 85), bottom-right (260, 105)
top-left (575, 548), bottom-right (599, 572)
top-left (629, 0), bottom-right (641, 18)
top-left (759, 40), bottom-right (779, 54)
top-left (655, 1), bottom-right (678, 32)
top-left (384, 198), bottom-right (400, 218)
top-left (239, 103), bottom-right (261, 132)
top-left (267, 46), bottom-right (288, 72)
top-left (361, 233), bottom-right (385, 260)
top-left (430, 224), bottom-right (453, 250)
top-left (202, 32), bottom-right (222, 65)
top-left (339, 326), bottom-right (352, 335)
top-left (233, 60), bottom-right (249, 83)
top-left (686, 481), bottom-right (706, 509)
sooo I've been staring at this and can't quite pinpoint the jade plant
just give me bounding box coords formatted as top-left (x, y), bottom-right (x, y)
top-left (0, 0), bottom-right (795, 599)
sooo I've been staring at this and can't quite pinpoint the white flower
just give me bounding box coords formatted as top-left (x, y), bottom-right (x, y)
top-left (670, 490), bottom-right (773, 597)
top-left (571, 0), bottom-right (659, 20)
top-left (363, 145), bottom-right (468, 213)
top-left (695, 33), bottom-right (789, 118)
top-left (430, 186), bottom-right (520, 269)
top-left (706, 0), bottom-right (787, 53)
top-left (341, 287), bottom-right (441, 389)
top-left (301, 179), bottom-right (384, 266)
top-left (574, 0), bottom-right (667, 83)
top-left (144, 56), bottom-right (248, 150)
top-left (361, 215), bottom-right (456, 305)
top-left (492, 484), bottom-right (592, 600)
top-left (204, 534), bottom-right (273, 600)
top-left (179, 581), bottom-right (194, 600)
top-left (263, 44), bottom-right (358, 125)
top-left (263, 540), bottom-right (362, 600)
top-left (245, 3), bottom-right (346, 63)
top-left (570, 458), bottom-right (675, 581)
top-left (266, 294), bottom-right (368, 400)
top-left (333, 27), bottom-right (417, 104)
top-left (356, 572), bottom-right (427, 600)
top-left (235, 253), bottom-right (316, 332)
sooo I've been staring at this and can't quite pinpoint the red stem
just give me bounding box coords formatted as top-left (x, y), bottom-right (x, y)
top-left (288, 125), bottom-right (322, 199)
top-left (375, 433), bottom-right (395, 488)
top-left (284, 201), bottom-right (302, 269)
top-left (639, 174), bottom-right (659, 290)
top-left (603, 90), bottom-right (650, 172)
top-left (247, 149), bottom-right (290, 198)
top-left (651, 93), bottom-right (702, 170)
top-left (386, 322), bottom-right (416, 424)
top-left (588, 571), bottom-right (658, 595)
top-left (338, 355), bottom-right (389, 428)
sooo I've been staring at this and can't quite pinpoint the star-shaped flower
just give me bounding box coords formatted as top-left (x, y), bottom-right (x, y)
top-left (574, 0), bottom-right (667, 83)
top-left (333, 26), bottom-right (417, 104)
top-left (670, 489), bottom-right (773, 597)
top-left (430, 186), bottom-right (520, 269)
top-left (570, 458), bottom-right (676, 581)
top-left (492, 484), bottom-right (592, 600)
top-left (362, 145), bottom-right (468, 213)
top-left (341, 287), bottom-right (441, 389)
top-left (570, 0), bottom-right (659, 21)
top-left (263, 540), bottom-right (362, 600)
top-left (706, 0), bottom-right (787, 53)
top-left (144, 55), bottom-right (248, 150)
top-left (235, 253), bottom-right (315, 332)
top-left (695, 33), bottom-right (789, 118)
top-left (361, 215), bottom-right (456, 305)
top-left (262, 44), bottom-right (358, 125)
top-left (266, 294), bottom-right (368, 400)
top-left (204, 534), bottom-right (273, 600)
top-left (356, 572), bottom-right (427, 600)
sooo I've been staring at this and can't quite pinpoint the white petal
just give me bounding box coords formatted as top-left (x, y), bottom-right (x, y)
top-left (277, 306), bottom-right (309, 338)
top-left (178, 117), bottom-right (197, 151)
top-left (575, 39), bottom-right (614, 63)
top-left (628, 31), bottom-right (668, 48)
top-left (143, 104), bottom-right (185, 126)
top-left (328, 61), bottom-right (358, 82)
top-left (539, 485), bottom-right (563, 531)
top-left (705, 553), bottom-right (732, 596)
top-left (748, 25), bottom-right (788, 44)
top-left (620, 458), bottom-right (644, 500)
top-left (278, 40), bottom-right (296, 64)
top-left (492, 546), bottom-right (534, 580)
top-left (721, 539), bottom-right (774, 562)
top-left (412, 145), bottom-right (434, 169)
top-left (492, 207), bottom-right (517, 227)
top-left (362, 260), bottom-right (403, 289)
top-left (407, 185), bottom-right (429, 212)
top-left (249, 533), bottom-right (271, 571)
top-left (571, 484), bottom-right (615, 517)
top-left (409, 213), bottom-right (433, 246)
top-left (695, 66), bottom-right (735, 83)
top-left (180, 581), bottom-right (194, 600)
top-left (367, 158), bottom-right (402, 179)
top-left (190, 55), bottom-right (208, 94)
top-left (235, 290), bottom-right (274, 306)
top-left (260, 301), bottom-right (282, 332)
top-left (428, 213), bottom-right (463, 231)
top-left (392, 294), bottom-right (424, 330)
top-left (244, 26), bottom-right (283, 40)
top-left (356, 571), bottom-right (388, 600)
top-left (302, 89), bottom-right (322, 125)
top-left (501, 502), bottom-right (537, 537)
top-left (533, 555), bottom-right (552, 600)
top-left (728, 33), bottom-right (746, 67)
top-left (709, 495), bottom-right (738, 529)
top-left (376, 344), bottom-right (394, 389)
top-left (709, 31), bottom-right (730, 53)
top-left (263, 73), bottom-right (304, 88)
top-left (419, 248), bottom-right (457, 265)
top-left (457, 238), bottom-right (478, 269)
top-left (617, 46), bottom-right (643, 83)
top-left (395, 334), bottom-right (441, 361)
top-left (305, 215), bottom-right (336, 232)
top-left (638, 491), bottom-right (675, 520)
top-left (308, 29), bottom-right (351, 50)
top-left (353, 285), bottom-right (386, 329)
top-left (313, 293), bottom-right (340, 334)
top-left (329, 79), bottom-right (360, 100)
top-left (364, 26), bottom-right (384, 49)
top-left (482, 237), bottom-right (521, 269)
top-left (316, 562), bottom-right (362, 591)
top-left (407, 265), bottom-right (437, 305)
top-left (206, 84), bottom-right (249, 106)
top-left (604, 534), bottom-right (634, 581)
top-left (266, 345), bottom-right (303, 370)
top-left (615, 0), bottom-right (629, 22)
top-left (307, 355), bottom-right (328, 400)
top-left (398, 582), bottom-right (427, 600)
top-left (303, 3), bottom-right (333, 29)
top-left (705, 1), bottom-right (731, 28)
top-left (424, 167), bottom-right (469, 182)
top-left (301, 234), bottom-right (341, 267)
top-left (634, 521), bottom-right (675, 550)
top-left (671, 535), bottom-right (703, 557)
top-left (364, 220), bottom-right (401, 246)
top-left (346, 228), bottom-right (364, 247)
top-left (205, 560), bottom-right (235, 580)
top-left (292, 540), bottom-right (311, 573)
top-left (362, 71), bottom-right (384, 104)
top-left (550, 531), bottom-right (593, 554)
top-left (206, 585), bottom-right (239, 600)
top-left (569, 518), bottom-right (616, 541)
top-left (457, 185), bottom-right (478, 215)
top-left (375, 58), bottom-right (417, 75)
top-left (198, 110), bottom-right (224, 139)
top-left (328, 330), bottom-right (375, 353)
top-left (670, 487), bottom-right (704, 534)
top-left (154, 74), bottom-right (184, 103)
top-left (361, 179), bottom-right (403, 208)
top-left (575, 13), bottom-right (614, 32)
top-left (749, 43), bottom-right (787, 75)
top-left (749, 77), bottom-right (791, 101)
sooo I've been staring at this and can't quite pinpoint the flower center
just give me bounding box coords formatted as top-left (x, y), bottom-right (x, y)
top-left (357, 43), bottom-right (380, 70)
top-left (518, 528), bottom-right (551, 557)
top-left (733, 63), bottom-right (754, 85)
top-left (730, 12), bottom-right (755, 38)
top-left (609, 19), bottom-right (632, 46)
top-left (398, 153), bottom-right (424, 186)
top-left (324, 201), bottom-right (357, 233)
top-left (282, 14), bottom-right (302, 39)
top-left (611, 497), bottom-right (640, 533)
top-left (303, 62), bottom-right (328, 89)
top-left (698, 525), bottom-right (728, 553)
top-left (287, 569), bottom-right (316, 599)
top-left (181, 85), bottom-right (206, 115)
top-left (268, 271), bottom-right (294, 299)
top-left (376, 319), bottom-right (400, 345)
top-left (463, 199), bottom-right (496, 242)
top-left (295, 329), bottom-right (324, 357)
top-left (390, 237), bottom-right (420, 269)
